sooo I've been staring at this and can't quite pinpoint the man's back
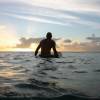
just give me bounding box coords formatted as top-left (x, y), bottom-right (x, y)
top-left (40, 39), bottom-right (55, 56)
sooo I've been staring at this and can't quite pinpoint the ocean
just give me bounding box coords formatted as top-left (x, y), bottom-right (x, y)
top-left (0, 52), bottom-right (100, 100)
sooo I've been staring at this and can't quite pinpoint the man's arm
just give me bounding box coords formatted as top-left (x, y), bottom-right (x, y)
top-left (35, 44), bottom-right (41, 56)
top-left (52, 42), bottom-right (59, 57)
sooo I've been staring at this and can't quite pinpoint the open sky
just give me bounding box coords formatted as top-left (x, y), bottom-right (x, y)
top-left (0, 0), bottom-right (100, 52)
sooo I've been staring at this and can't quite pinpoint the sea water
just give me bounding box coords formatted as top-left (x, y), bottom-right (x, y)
top-left (0, 52), bottom-right (100, 99)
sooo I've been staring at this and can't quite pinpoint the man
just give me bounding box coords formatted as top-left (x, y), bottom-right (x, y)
top-left (35, 32), bottom-right (59, 57)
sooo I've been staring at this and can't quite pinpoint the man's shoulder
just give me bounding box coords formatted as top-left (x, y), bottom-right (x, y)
top-left (41, 39), bottom-right (46, 42)
top-left (51, 39), bottom-right (55, 43)
top-left (40, 39), bottom-right (55, 43)
top-left (40, 39), bottom-right (46, 44)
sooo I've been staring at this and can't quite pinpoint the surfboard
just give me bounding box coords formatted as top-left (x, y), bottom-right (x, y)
top-left (36, 52), bottom-right (62, 58)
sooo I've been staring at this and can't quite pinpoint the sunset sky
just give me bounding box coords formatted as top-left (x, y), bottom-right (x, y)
top-left (0, 0), bottom-right (100, 52)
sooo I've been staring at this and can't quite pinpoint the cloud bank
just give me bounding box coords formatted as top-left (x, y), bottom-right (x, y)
top-left (16, 37), bottom-right (42, 48)
top-left (15, 34), bottom-right (100, 52)
top-left (58, 34), bottom-right (100, 52)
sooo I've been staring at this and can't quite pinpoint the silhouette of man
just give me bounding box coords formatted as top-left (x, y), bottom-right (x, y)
top-left (35, 32), bottom-right (59, 57)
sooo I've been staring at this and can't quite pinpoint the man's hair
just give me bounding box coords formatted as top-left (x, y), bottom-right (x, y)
top-left (46, 32), bottom-right (52, 39)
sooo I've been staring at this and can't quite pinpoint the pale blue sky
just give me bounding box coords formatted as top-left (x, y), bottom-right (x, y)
top-left (0, 0), bottom-right (100, 42)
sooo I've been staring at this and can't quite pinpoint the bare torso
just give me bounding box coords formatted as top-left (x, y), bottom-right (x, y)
top-left (40, 39), bottom-right (55, 56)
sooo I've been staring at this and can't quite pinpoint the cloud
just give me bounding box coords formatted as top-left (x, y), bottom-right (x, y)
top-left (59, 41), bottom-right (100, 52)
top-left (63, 39), bottom-right (72, 43)
top-left (16, 37), bottom-right (43, 48)
top-left (56, 38), bottom-right (72, 51)
top-left (5, 34), bottom-right (99, 52)
top-left (1, 10), bottom-right (100, 29)
top-left (79, 42), bottom-right (100, 52)
top-left (16, 37), bottom-right (60, 48)
top-left (56, 34), bottom-right (100, 52)
top-left (0, 1), bottom-right (100, 29)
top-left (0, 12), bottom-right (71, 26)
top-left (4, 0), bottom-right (100, 15)
top-left (87, 34), bottom-right (100, 42)
top-left (56, 38), bottom-right (72, 47)
top-left (25, 0), bottom-right (100, 13)
top-left (0, 0), bottom-right (26, 3)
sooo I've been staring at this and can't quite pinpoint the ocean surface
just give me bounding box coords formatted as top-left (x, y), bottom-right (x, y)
top-left (0, 52), bottom-right (100, 100)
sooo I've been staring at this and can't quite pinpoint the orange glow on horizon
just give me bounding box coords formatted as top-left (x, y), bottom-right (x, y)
top-left (0, 40), bottom-right (87, 52)
top-left (0, 42), bottom-right (37, 52)
top-left (0, 47), bottom-right (34, 52)
top-left (0, 44), bottom-right (87, 52)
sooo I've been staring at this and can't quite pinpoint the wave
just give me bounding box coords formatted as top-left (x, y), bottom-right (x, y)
top-left (93, 69), bottom-right (100, 72)
top-left (0, 93), bottom-right (99, 100)
top-left (73, 70), bottom-right (88, 73)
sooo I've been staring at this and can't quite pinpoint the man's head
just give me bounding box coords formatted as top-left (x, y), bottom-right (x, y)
top-left (46, 32), bottom-right (52, 39)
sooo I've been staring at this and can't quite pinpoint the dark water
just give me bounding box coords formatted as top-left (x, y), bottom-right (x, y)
top-left (0, 52), bottom-right (100, 100)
